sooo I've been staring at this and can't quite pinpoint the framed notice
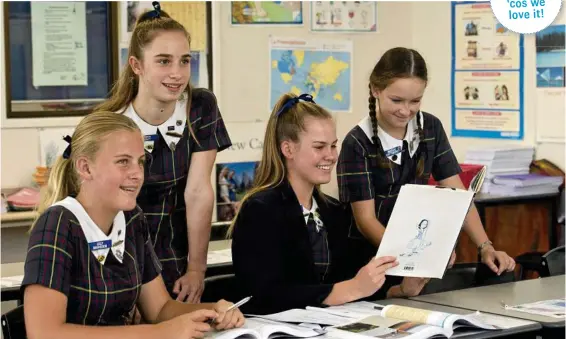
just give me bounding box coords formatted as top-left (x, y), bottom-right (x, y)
top-left (3, 1), bottom-right (119, 119)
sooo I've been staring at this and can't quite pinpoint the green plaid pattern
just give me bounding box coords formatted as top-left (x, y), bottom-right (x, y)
top-left (22, 205), bottom-right (161, 326)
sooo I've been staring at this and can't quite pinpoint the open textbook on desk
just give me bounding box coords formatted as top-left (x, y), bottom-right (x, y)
top-left (204, 317), bottom-right (326, 339)
top-left (375, 184), bottom-right (476, 278)
top-left (327, 304), bottom-right (509, 339)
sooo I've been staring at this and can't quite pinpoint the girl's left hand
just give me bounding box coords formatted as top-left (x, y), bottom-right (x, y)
top-left (212, 299), bottom-right (246, 330)
top-left (480, 246), bottom-right (516, 275)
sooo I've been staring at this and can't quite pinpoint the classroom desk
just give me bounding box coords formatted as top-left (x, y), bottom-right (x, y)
top-left (456, 192), bottom-right (561, 263)
top-left (411, 275), bottom-right (565, 329)
top-left (377, 298), bottom-right (541, 338)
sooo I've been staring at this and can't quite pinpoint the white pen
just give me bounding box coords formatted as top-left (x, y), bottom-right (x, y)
top-left (207, 296), bottom-right (252, 324)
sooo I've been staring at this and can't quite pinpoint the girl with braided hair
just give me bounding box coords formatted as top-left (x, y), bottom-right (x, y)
top-left (337, 47), bottom-right (515, 298)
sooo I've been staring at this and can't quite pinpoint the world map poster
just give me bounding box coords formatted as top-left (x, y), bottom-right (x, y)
top-left (269, 37), bottom-right (353, 113)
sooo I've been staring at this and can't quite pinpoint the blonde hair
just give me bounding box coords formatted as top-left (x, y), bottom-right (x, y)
top-left (31, 111), bottom-right (141, 231)
top-left (226, 93), bottom-right (333, 237)
top-left (94, 9), bottom-right (198, 143)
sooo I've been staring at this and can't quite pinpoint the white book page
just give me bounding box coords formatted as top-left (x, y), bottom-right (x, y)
top-left (246, 309), bottom-right (350, 326)
top-left (306, 301), bottom-right (383, 319)
top-left (375, 185), bottom-right (474, 278)
top-left (245, 318), bottom-right (325, 338)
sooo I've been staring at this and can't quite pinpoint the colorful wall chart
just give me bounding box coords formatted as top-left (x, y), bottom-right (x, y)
top-left (451, 2), bottom-right (524, 140)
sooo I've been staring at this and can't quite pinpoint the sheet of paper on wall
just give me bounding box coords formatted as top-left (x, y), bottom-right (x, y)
top-left (375, 184), bottom-right (474, 278)
top-left (39, 128), bottom-right (76, 167)
top-left (31, 2), bottom-right (88, 87)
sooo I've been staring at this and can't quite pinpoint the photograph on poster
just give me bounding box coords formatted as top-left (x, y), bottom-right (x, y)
top-left (465, 20), bottom-right (478, 36)
top-left (495, 42), bottom-right (508, 57)
top-left (494, 84), bottom-right (510, 101)
top-left (536, 25), bottom-right (565, 88)
top-left (466, 41), bottom-right (478, 58)
top-left (216, 161), bottom-right (259, 222)
top-left (231, 1), bottom-right (303, 25)
top-left (495, 22), bottom-right (508, 34)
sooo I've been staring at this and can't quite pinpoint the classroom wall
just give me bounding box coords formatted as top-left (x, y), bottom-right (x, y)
top-left (1, 2), bottom-right (565, 201)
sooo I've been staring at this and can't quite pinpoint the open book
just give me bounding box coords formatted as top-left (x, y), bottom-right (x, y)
top-left (327, 304), bottom-right (501, 339)
top-left (375, 184), bottom-right (475, 278)
top-left (205, 317), bottom-right (326, 339)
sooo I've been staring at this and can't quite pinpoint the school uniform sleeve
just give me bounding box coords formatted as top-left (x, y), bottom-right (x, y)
top-left (337, 133), bottom-right (375, 203)
top-left (232, 198), bottom-right (334, 313)
top-left (21, 206), bottom-right (75, 297)
top-left (431, 117), bottom-right (462, 181)
top-left (192, 89), bottom-right (232, 153)
top-left (138, 210), bottom-right (162, 284)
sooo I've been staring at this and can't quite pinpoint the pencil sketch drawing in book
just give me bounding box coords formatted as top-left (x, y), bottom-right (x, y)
top-left (400, 219), bottom-right (432, 258)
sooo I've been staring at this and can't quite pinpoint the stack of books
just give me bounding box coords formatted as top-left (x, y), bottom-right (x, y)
top-left (464, 146), bottom-right (535, 194)
top-left (488, 174), bottom-right (563, 196)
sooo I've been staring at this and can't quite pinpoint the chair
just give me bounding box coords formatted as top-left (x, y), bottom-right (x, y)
top-left (1, 305), bottom-right (26, 339)
top-left (516, 245), bottom-right (565, 279)
top-left (200, 274), bottom-right (245, 304)
top-left (420, 262), bottom-right (515, 295)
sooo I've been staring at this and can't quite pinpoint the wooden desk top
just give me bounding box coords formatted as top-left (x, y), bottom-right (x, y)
top-left (411, 275), bottom-right (565, 327)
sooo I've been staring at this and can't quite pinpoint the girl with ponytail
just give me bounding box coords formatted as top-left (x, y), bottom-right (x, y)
top-left (23, 111), bottom-right (244, 339)
top-left (229, 93), bottom-right (400, 315)
top-left (96, 2), bottom-right (232, 302)
top-left (337, 47), bottom-right (515, 298)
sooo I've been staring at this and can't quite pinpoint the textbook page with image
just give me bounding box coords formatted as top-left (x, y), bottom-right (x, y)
top-left (375, 184), bottom-right (475, 278)
top-left (326, 304), bottom-right (510, 339)
top-left (205, 317), bottom-right (326, 339)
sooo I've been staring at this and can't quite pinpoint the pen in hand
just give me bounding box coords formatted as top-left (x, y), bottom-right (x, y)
top-left (206, 296), bottom-right (252, 325)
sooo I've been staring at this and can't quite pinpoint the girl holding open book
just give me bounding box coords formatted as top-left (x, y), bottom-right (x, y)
top-left (22, 112), bottom-right (244, 339)
top-left (337, 47), bottom-right (515, 293)
top-left (229, 93), bottom-right (402, 315)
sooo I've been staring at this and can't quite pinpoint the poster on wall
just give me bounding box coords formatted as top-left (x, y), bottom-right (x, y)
top-left (310, 1), bottom-right (377, 32)
top-left (535, 23), bottom-right (566, 142)
top-left (31, 2), bottom-right (88, 87)
top-left (39, 128), bottom-right (76, 167)
top-left (269, 36), bottom-right (353, 113)
top-left (216, 161), bottom-right (259, 222)
top-left (451, 2), bottom-right (524, 140)
top-left (231, 1), bottom-right (303, 25)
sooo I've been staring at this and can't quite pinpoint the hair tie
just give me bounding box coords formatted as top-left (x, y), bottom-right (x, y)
top-left (62, 135), bottom-right (72, 159)
top-left (147, 1), bottom-right (161, 19)
top-left (275, 93), bottom-right (316, 117)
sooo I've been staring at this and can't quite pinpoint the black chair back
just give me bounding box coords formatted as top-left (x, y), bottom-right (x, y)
top-left (516, 245), bottom-right (565, 278)
top-left (421, 263), bottom-right (476, 295)
top-left (544, 245), bottom-right (565, 276)
top-left (421, 262), bottom-right (515, 295)
top-left (1, 305), bottom-right (26, 339)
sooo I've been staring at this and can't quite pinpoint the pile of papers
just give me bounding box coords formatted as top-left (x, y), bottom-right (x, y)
top-left (464, 146), bottom-right (538, 195)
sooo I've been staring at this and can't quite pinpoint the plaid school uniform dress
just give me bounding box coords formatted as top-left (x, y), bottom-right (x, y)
top-left (302, 198), bottom-right (331, 283)
top-left (124, 89), bottom-right (232, 296)
top-left (337, 112), bottom-right (461, 266)
top-left (22, 199), bottom-right (161, 326)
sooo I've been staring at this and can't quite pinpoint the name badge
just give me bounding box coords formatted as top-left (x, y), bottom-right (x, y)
top-left (384, 146), bottom-right (402, 158)
top-left (144, 134), bottom-right (159, 142)
top-left (144, 134), bottom-right (158, 152)
top-left (89, 239), bottom-right (112, 251)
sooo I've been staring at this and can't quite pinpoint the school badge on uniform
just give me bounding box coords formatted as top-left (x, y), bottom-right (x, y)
top-left (97, 255), bottom-right (106, 263)
top-left (144, 134), bottom-right (158, 153)
top-left (115, 250), bottom-right (123, 261)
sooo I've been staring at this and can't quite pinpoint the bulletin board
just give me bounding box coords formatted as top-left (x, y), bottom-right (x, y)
top-left (3, 1), bottom-right (119, 119)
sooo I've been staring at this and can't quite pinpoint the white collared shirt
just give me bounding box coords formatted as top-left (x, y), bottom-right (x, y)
top-left (52, 197), bottom-right (126, 265)
top-left (122, 100), bottom-right (187, 152)
top-left (357, 111), bottom-right (425, 165)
